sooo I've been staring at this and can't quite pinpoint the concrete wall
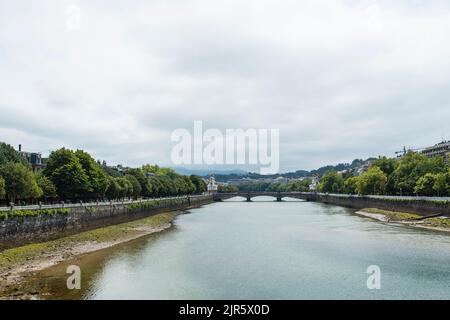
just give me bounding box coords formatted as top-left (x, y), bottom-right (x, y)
top-left (0, 195), bottom-right (213, 250)
top-left (305, 194), bottom-right (450, 216)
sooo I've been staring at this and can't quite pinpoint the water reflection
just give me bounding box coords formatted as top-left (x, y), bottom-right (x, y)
top-left (37, 198), bottom-right (450, 299)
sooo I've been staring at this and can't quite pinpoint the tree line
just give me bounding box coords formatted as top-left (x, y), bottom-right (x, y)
top-left (317, 152), bottom-right (450, 196)
top-left (0, 142), bottom-right (206, 204)
top-left (217, 152), bottom-right (449, 197)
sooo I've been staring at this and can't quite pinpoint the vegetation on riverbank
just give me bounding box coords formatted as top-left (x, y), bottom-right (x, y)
top-left (318, 152), bottom-right (449, 196)
top-left (360, 208), bottom-right (422, 221)
top-left (420, 217), bottom-right (450, 228)
top-left (127, 198), bottom-right (187, 211)
top-left (0, 141), bottom-right (207, 206)
top-left (0, 211), bottom-right (178, 273)
top-left (358, 207), bottom-right (450, 233)
top-left (0, 208), bottom-right (71, 221)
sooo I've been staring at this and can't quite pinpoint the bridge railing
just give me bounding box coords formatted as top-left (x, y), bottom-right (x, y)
top-left (215, 191), bottom-right (450, 202)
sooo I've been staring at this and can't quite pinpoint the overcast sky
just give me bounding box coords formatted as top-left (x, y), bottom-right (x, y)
top-left (1, 0), bottom-right (449, 172)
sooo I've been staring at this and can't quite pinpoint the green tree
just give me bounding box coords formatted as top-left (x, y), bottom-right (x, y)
top-left (343, 176), bottom-right (359, 194)
top-left (74, 150), bottom-right (109, 199)
top-left (181, 176), bottom-right (196, 194)
top-left (127, 168), bottom-right (152, 196)
top-left (189, 175), bottom-right (206, 194)
top-left (433, 172), bottom-right (450, 196)
top-left (124, 174), bottom-right (142, 199)
top-left (372, 156), bottom-right (397, 176)
top-left (218, 185), bottom-right (238, 193)
top-left (318, 171), bottom-right (343, 193)
top-left (0, 176), bottom-right (5, 199)
top-left (0, 163), bottom-right (42, 203)
top-left (117, 177), bottom-right (133, 199)
top-left (44, 148), bottom-right (89, 199)
top-left (0, 142), bottom-right (28, 166)
top-left (106, 177), bottom-right (121, 200)
top-left (414, 173), bottom-right (437, 196)
top-left (356, 166), bottom-right (387, 195)
top-left (286, 179), bottom-right (311, 192)
top-left (394, 152), bottom-right (446, 194)
top-left (36, 174), bottom-right (57, 199)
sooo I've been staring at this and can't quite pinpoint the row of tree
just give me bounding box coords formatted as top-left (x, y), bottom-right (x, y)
top-left (317, 152), bottom-right (450, 196)
top-left (0, 142), bottom-right (206, 204)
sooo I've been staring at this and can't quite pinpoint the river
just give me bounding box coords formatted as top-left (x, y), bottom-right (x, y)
top-left (34, 197), bottom-right (450, 299)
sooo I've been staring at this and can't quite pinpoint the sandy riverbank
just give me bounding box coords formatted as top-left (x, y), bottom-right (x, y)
top-left (355, 208), bottom-right (450, 234)
top-left (0, 211), bottom-right (181, 299)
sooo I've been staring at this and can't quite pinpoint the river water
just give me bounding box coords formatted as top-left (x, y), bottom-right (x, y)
top-left (36, 197), bottom-right (450, 299)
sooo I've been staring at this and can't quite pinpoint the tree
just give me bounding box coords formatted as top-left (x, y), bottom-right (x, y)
top-left (127, 168), bottom-right (152, 196)
top-left (318, 171), bottom-right (343, 193)
top-left (181, 176), bottom-right (196, 194)
top-left (218, 185), bottom-right (238, 193)
top-left (414, 173), bottom-right (437, 196)
top-left (394, 152), bottom-right (446, 194)
top-left (286, 179), bottom-right (311, 192)
top-left (343, 176), bottom-right (359, 194)
top-left (75, 150), bottom-right (109, 199)
top-left (36, 174), bottom-right (57, 199)
top-left (0, 163), bottom-right (42, 203)
top-left (124, 174), bottom-right (142, 199)
top-left (106, 177), bottom-right (121, 200)
top-left (432, 172), bottom-right (450, 196)
top-left (356, 166), bottom-right (387, 195)
top-left (0, 142), bottom-right (28, 166)
top-left (189, 175), bottom-right (206, 194)
top-left (44, 148), bottom-right (89, 199)
top-left (372, 156), bottom-right (397, 176)
top-left (0, 176), bottom-right (5, 199)
top-left (116, 177), bottom-right (133, 199)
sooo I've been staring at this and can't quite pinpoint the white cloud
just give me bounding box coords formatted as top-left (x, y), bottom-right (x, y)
top-left (0, 0), bottom-right (449, 171)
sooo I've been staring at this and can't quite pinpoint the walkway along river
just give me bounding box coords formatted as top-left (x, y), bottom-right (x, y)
top-left (28, 197), bottom-right (450, 299)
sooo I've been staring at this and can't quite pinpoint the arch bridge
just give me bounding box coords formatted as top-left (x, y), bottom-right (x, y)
top-left (213, 192), bottom-right (315, 202)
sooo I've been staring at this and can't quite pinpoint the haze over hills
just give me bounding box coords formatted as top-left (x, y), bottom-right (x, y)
top-left (173, 158), bottom-right (376, 181)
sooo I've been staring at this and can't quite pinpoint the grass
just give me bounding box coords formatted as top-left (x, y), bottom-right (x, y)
top-left (0, 208), bottom-right (71, 221)
top-left (127, 198), bottom-right (187, 211)
top-left (0, 211), bottom-right (178, 271)
top-left (361, 208), bottom-right (422, 221)
top-left (421, 217), bottom-right (450, 229)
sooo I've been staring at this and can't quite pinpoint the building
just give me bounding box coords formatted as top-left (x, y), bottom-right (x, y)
top-left (18, 144), bottom-right (46, 173)
top-left (207, 176), bottom-right (218, 195)
top-left (355, 161), bottom-right (372, 176)
top-left (422, 140), bottom-right (450, 160)
top-left (309, 176), bottom-right (319, 192)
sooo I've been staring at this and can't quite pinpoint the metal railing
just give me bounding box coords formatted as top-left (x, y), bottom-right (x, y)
top-left (0, 194), bottom-right (212, 212)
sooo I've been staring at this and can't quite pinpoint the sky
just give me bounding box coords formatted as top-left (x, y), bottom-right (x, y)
top-left (0, 0), bottom-right (449, 172)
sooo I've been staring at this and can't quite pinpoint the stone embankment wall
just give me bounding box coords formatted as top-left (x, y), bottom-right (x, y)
top-left (305, 194), bottom-right (449, 216)
top-left (0, 195), bottom-right (213, 250)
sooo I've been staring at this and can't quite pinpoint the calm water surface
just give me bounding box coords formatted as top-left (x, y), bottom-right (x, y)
top-left (38, 197), bottom-right (450, 299)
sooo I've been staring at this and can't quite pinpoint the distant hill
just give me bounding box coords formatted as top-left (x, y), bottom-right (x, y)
top-left (172, 167), bottom-right (248, 177)
top-left (203, 158), bottom-right (376, 182)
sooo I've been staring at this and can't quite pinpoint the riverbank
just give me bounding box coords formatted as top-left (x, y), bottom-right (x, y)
top-left (0, 210), bottom-right (182, 299)
top-left (355, 208), bottom-right (450, 233)
top-left (0, 195), bottom-right (213, 250)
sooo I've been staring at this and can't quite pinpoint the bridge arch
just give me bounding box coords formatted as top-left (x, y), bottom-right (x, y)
top-left (214, 192), bottom-right (312, 202)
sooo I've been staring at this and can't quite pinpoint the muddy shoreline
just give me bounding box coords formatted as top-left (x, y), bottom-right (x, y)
top-left (0, 210), bottom-right (182, 299)
top-left (355, 210), bottom-right (450, 234)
